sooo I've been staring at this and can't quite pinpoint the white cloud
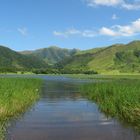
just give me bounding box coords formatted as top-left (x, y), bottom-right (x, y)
top-left (53, 28), bottom-right (95, 38)
top-left (86, 0), bottom-right (123, 7)
top-left (99, 27), bottom-right (118, 36)
top-left (122, 3), bottom-right (140, 10)
top-left (53, 28), bottom-right (81, 38)
top-left (53, 31), bottom-right (67, 37)
top-left (17, 27), bottom-right (28, 36)
top-left (99, 18), bottom-right (140, 36)
top-left (112, 14), bottom-right (118, 20)
top-left (82, 30), bottom-right (96, 37)
top-left (86, 0), bottom-right (140, 10)
top-left (54, 18), bottom-right (140, 38)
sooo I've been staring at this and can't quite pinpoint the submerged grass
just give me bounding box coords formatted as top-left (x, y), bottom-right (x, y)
top-left (80, 79), bottom-right (140, 132)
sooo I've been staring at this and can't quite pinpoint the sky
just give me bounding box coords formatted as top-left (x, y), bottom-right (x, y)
top-left (0, 0), bottom-right (140, 51)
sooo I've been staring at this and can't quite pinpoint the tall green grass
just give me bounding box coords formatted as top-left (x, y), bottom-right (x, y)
top-left (0, 78), bottom-right (42, 140)
top-left (0, 78), bottom-right (42, 139)
top-left (80, 79), bottom-right (140, 132)
top-left (0, 78), bottom-right (42, 120)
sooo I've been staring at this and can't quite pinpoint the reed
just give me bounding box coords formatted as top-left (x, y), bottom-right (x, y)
top-left (0, 77), bottom-right (43, 139)
top-left (0, 77), bottom-right (42, 120)
top-left (80, 79), bottom-right (140, 132)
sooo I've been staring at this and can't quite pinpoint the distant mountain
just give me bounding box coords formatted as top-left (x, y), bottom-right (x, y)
top-left (0, 45), bottom-right (47, 71)
top-left (1, 40), bottom-right (140, 74)
top-left (62, 40), bottom-right (140, 74)
top-left (21, 46), bottom-right (78, 65)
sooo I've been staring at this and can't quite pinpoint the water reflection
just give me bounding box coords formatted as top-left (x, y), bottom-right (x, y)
top-left (0, 75), bottom-right (139, 140)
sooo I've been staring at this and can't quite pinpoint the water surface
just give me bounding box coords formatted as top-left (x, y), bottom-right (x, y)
top-left (3, 75), bottom-right (140, 140)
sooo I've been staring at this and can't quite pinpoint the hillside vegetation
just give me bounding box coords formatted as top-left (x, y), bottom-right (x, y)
top-left (0, 40), bottom-right (140, 74)
top-left (21, 46), bottom-right (78, 65)
top-left (62, 40), bottom-right (140, 74)
top-left (0, 46), bottom-right (47, 72)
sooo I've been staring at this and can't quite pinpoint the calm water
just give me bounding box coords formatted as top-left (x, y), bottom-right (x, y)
top-left (2, 75), bottom-right (140, 140)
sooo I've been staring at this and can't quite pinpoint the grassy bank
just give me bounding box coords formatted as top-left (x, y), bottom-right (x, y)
top-left (65, 74), bottom-right (140, 80)
top-left (0, 78), bottom-right (42, 120)
top-left (80, 79), bottom-right (140, 132)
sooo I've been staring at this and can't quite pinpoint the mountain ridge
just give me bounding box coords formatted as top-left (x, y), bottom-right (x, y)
top-left (21, 46), bottom-right (79, 65)
top-left (0, 40), bottom-right (140, 74)
top-left (0, 45), bottom-right (47, 72)
top-left (62, 40), bottom-right (140, 74)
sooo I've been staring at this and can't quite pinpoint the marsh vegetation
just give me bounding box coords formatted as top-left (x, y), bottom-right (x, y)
top-left (80, 78), bottom-right (140, 132)
top-left (0, 78), bottom-right (42, 120)
top-left (0, 78), bottom-right (42, 139)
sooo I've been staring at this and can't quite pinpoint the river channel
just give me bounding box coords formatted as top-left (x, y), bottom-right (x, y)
top-left (2, 75), bottom-right (140, 140)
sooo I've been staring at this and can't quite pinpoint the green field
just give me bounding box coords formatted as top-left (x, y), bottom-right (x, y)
top-left (80, 77), bottom-right (140, 132)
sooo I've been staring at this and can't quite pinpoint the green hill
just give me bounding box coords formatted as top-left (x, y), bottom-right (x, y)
top-left (21, 46), bottom-right (78, 65)
top-left (62, 40), bottom-right (140, 74)
top-left (0, 45), bottom-right (47, 72)
top-left (1, 40), bottom-right (140, 74)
